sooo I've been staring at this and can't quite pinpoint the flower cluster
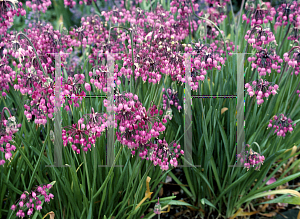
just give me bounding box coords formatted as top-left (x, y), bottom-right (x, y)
top-left (64, 0), bottom-right (76, 8)
top-left (283, 47), bottom-right (300, 76)
top-left (62, 108), bottom-right (107, 154)
top-left (0, 58), bottom-right (16, 98)
top-left (245, 79), bottom-right (279, 105)
top-left (113, 92), bottom-right (165, 148)
top-left (154, 197), bottom-right (161, 214)
top-left (162, 87), bottom-right (182, 112)
top-left (243, 1), bottom-right (275, 26)
top-left (197, 7), bottom-right (226, 30)
top-left (0, 107), bottom-right (21, 166)
top-left (98, 4), bottom-right (198, 85)
top-left (0, 0), bottom-right (26, 35)
top-left (267, 114), bottom-right (296, 137)
top-left (148, 139), bottom-right (184, 170)
top-left (245, 25), bottom-right (276, 50)
top-left (112, 92), bottom-right (183, 170)
top-left (237, 144), bottom-right (265, 171)
top-left (275, 1), bottom-right (299, 29)
top-left (170, 0), bottom-right (199, 20)
top-left (11, 184), bottom-right (54, 218)
top-left (249, 49), bottom-right (282, 76)
top-left (89, 65), bottom-right (114, 93)
top-left (61, 74), bottom-right (87, 111)
top-left (25, 0), bottom-right (52, 13)
top-left (3, 23), bottom-right (91, 124)
top-left (288, 25), bottom-right (300, 41)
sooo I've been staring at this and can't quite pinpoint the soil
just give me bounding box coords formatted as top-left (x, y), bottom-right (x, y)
top-left (145, 168), bottom-right (300, 219)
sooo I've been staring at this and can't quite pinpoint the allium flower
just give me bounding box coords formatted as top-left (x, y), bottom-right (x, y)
top-left (283, 46), bottom-right (300, 75)
top-left (288, 25), bottom-right (300, 41)
top-left (61, 74), bottom-right (86, 111)
top-left (82, 0), bottom-right (97, 5)
top-left (154, 197), bottom-right (161, 214)
top-left (0, 61), bottom-right (16, 97)
top-left (267, 114), bottom-right (296, 137)
top-left (11, 184), bottom-right (54, 218)
top-left (25, 0), bottom-right (52, 13)
top-left (245, 79), bottom-right (279, 105)
top-left (238, 144), bottom-right (265, 171)
top-left (275, 1), bottom-right (298, 29)
top-left (243, 1), bottom-right (275, 26)
top-left (62, 115), bottom-right (106, 154)
top-left (148, 139), bottom-right (184, 171)
top-left (62, 91), bottom-right (183, 170)
top-left (245, 25), bottom-right (276, 50)
top-left (64, 0), bottom-right (76, 8)
top-left (162, 87), bottom-right (182, 112)
top-left (249, 48), bottom-right (282, 76)
top-left (0, 107), bottom-right (21, 166)
top-left (89, 66), bottom-right (110, 92)
top-left (191, 43), bottom-right (223, 69)
top-left (0, 0), bottom-right (26, 35)
top-left (113, 92), bottom-right (164, 148)
top-left (5, 27), bottom-right (73, 125)
top-left (197, 4), bottom-right (227, 28)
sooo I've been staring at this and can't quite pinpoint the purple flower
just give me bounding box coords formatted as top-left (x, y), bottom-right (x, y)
top-left (11, 184), bottom-right (54, 218)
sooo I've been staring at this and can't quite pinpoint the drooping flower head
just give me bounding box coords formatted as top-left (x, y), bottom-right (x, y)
top-left (243, 1), bottom-right (275, 26)
top-left (0, 107), bottom-right (21, 166)
top-left (267, 113), bottom-right (296, 137)
top-left (11, 184), bottom-right (54, 218)
top-left (238, 144), bottom-right (265, 171)
top-left (249, 48), bottom-right (282, 76)
top-left (283, 45), bottom-right (300, 75)
top-left (245, 25), bottom-right (276, 50)
top-left (245, 79), bottom-right (279, 105)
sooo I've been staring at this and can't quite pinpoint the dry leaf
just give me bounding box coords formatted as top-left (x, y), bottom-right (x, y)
top-left (259, 211), bottom-right (277, 217)
top-left (221, 107), bottom-right (228, 115)
top-left (159, 187), bottom-right (163, 197)
top-left (42, 211), bottom-right (55, 219)
top-left (135, 176), bottom-right (153, 210)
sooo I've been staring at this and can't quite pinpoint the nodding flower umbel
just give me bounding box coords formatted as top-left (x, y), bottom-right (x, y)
top-left (275, 0), bottom-right (299, 28)
top-left (0, 0), bottom-right (26, 34)
top-left (243, 1), bottom-right (275, 26)
top-left (64, 0), bottom-right (76, 8)
top-left (0, 107), bottom-right (21, 166)
top-left (25, 0), bottom-right (52, 13)
top-left (162, 86), bottom-right (182, 112)
top-left (288, 25), bottom-right (300, 41)
top-left (283, 45), bottom-right (300, 75)
top-left (267, 114), bottom-right (296, 137)
top-left (248, 48), bottom-right (282, 76)
top-left (11, 184), bottom-right (54, 218)
top-left (238, 144), bottom-right (265, 171)
top-left (82, 0), bottom-right (97, 5)
top-left (62, 117), bottom-right (106, 154)
top-left (245, 79), bottom-right (279, 106)
top-left (245, 25), bottom-right (276, 49)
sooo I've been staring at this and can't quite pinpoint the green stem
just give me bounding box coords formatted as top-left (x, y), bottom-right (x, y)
top-left (245, 97), bottom-right (254, 123)
top-left (236, 0), bottom-right (245, 32)
top-left (108, 26), bottom-right (135, 92)
top-left (92, 0), bottom-right (101, 14)
top-left (229, 0), bottom-right (236, 32)
top-left (277, 23), bottom-right (291, 54)
top-left (277, 62), bottom-right (288, 85)
top-left (188, 14), bottom-right (192, 43)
